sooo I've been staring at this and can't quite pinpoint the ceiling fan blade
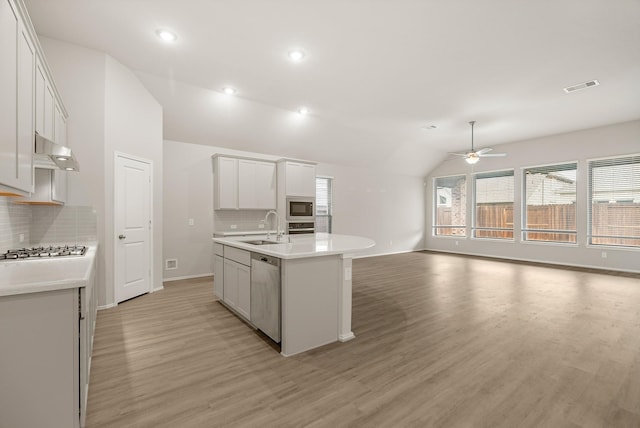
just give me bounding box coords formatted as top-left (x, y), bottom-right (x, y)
top-left (476, 148), bottom-right (493, 155)
top-left (478, 153), bottom-right (507, 157)
top-left (448, 152), bottom-right (469, 157)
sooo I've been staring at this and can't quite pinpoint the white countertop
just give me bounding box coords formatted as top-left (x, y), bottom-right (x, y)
top-left (212, 233), bottom-right (375, 259)
top-left (213, 229), bottom-right (277, 237)
top-left (0, 244), bottom-right (97, 297)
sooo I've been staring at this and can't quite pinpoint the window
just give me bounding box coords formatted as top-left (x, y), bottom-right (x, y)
top-left (523, 163), bottom-right (577, 243)
top-left (588, 155), bottom-right (640, 247)
top-left (315, 176), bottom-right (333, 233)
top-left (473, 170), bottom-right (514, 239)
top-left (433, 175), bottom-right (466, 236)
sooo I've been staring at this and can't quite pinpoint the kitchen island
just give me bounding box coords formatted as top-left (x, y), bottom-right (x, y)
top-left (212, 233), bottom-right (375, 356)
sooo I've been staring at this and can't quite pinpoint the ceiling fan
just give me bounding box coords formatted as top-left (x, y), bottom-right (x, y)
top-left (450, 121), bottom-right (506, 164)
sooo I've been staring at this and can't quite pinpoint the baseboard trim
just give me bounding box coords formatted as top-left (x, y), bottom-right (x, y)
top-left (339, 332), bottom-right (356, 342)
top-left (422, 248), bottom-right (640, 277)
top-left (98, 302), bottom-right (117, 311)
top-left (163, 273), bottom-right (213, 283)
top-left (353, 248), bottom-right (424, 259)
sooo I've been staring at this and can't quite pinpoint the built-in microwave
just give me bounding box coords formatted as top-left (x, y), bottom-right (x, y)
top-left (286, 197), bottom-right (315, 221)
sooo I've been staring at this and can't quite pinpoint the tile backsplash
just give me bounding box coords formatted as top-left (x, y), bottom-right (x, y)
top-left (0, 199), bottom-right (31, 251)
top-left (214, 209), bottom-right (275, 232)
top-left (31, 205), bottom-right (97, 245)
top-left (0, 199), bottom-right (97, 251)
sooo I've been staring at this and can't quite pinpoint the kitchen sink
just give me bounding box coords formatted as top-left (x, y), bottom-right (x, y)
top-left (244, 240), bottom-right (279, 246)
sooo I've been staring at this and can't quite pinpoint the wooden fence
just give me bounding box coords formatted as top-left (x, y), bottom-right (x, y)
top-left (436, 203), bottom-right (640, 246)
top-left (591, 203), bottom-right (640, 246)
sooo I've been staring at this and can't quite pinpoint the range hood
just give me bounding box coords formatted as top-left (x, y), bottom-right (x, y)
top-left (34, 133), bottom-right (80, 171)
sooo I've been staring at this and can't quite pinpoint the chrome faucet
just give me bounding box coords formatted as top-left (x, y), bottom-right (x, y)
top-left (264, 210), bottom-right (283, 241)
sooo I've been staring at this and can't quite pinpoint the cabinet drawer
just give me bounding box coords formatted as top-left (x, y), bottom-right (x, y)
top-left (214, 242), bottom-right (224, 256)
top-left (224, 246), bottom-right (250, 266)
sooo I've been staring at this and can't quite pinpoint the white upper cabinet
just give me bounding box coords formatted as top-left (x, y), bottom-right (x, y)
top-left (214, 155), bottom-right (276, 210)
top-left (238, 159), bottom-right (276, 210)
top-left (16, 15), bottom-right (34, 193)
top-left (284, 161), bottom-right (316, 197)
top-left (0, 0), bottom-right (19, 191)
top-left (255, 161), bottom-right (277, 209)
top-left (0, 0), bottom-right (34, 194)
top-left (43, 77), bottom-right (54, 140)
top-left (214, 156), bottom-right (238, 210)
top-left (51, 169), bottom-right (67, 204)
top-left (54, 99), bottom-right (66, 145)
top-left (2, 0), bottom-right (68, 200)
top-left (24, 65), bottom-right (68, 205)
top-left (34, 57), bottom-right (44, 135)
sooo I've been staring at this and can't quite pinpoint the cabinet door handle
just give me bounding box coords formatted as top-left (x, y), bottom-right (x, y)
top-left (118, 234), bottom-right (126, 240)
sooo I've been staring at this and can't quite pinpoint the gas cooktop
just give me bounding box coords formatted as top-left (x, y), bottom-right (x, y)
top-left (0, 245), bottom-right (88, 261)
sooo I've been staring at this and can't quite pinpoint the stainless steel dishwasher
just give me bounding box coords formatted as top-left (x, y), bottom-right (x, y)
top-left (250, 253), bottom-right (281, 343)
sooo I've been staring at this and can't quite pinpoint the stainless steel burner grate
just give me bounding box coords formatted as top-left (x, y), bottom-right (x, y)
top-left (0, 245), bottom-right (88, 261)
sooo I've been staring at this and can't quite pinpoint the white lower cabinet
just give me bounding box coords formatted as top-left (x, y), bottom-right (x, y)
top-left (237, 263), bottom-right (251, 319)
top-left (0, 258), bottom-right (97, 428)
top-left (223, 258), bottom-right (250, 320)
top-left (219, 245), bottom-right (251, 320)
top-left (213, 254), bottom-right (224, 299)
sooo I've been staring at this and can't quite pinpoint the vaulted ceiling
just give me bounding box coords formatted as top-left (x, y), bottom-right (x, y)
top-left (24, 0), bottom-right (640, 175)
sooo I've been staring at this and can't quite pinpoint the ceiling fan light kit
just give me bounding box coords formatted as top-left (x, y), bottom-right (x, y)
top-left (449, 120), bottom-right (506, 164)
top-left (465, 154), bottom-right (480, 164)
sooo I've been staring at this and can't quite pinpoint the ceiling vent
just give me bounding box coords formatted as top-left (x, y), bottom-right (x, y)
top-left (563, 80), bottom-right (599, 93)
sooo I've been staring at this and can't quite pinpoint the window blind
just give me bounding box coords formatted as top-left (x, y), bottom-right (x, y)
top-left (315, 177), bottom-right (333, 233)
top-left (588, 155), bottom-right (640, 247)
top-left (523, 163), bottom-right (577, 243)
top-left (473, 170), bottom-right (514, 239)
top-left (433, 175), bottom-right (466, 236)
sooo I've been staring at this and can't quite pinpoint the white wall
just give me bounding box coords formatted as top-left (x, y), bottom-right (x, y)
top-left (104, 56), bottom-right (164, 300)
top-left (39, 38), bottom-right (108, 303)
top-left (162, 139), bottom-right (425, 281)
top-left (40, 38), bottom-right (163, 305)
top-left (425, 119), bottom-right (640, 273)
top-left (315, 163), bottom-right (425, 256)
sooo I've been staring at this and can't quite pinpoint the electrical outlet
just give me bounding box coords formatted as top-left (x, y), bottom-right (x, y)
top-left (455, 241), bottom-right (459, 246)
top-left (601, 251), bottom-right (607, 259)
top-left (19, 233), bottom-right (24, 243)
top-left (258, 223), bottom-right (265, 229)
top-left (188, 218), bottom-right (194, 226)
top-left (230, 224), bottom-right (238, 229)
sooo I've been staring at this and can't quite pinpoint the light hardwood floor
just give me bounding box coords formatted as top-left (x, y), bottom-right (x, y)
top-left (86, 251), bottom-right (640, 427)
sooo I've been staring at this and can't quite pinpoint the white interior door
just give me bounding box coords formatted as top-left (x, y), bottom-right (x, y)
top-left (115, 154), bottom-right (152, 303)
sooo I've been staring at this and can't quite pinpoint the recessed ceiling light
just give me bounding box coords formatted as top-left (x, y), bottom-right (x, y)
top-left (421, 125), bottom-right (437, 130)
top-left (65, 167), bottom-right (75, 171)
top-left (156, 29), bottom-right (177, 42)
top-left (288, 50), bottom-right (305, 62)
top-left (222, 86), bottom-right (236, 95)
top-left (298, 107), bottom-right (310, 115)
top-left (56, 156), bottom-right (68, 161)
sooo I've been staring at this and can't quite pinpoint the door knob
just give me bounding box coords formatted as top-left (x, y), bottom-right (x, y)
top-left (118, 234), bottom-right (126, 240)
